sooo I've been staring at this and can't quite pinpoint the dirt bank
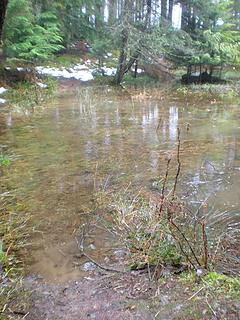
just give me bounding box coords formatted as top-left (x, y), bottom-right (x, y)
top-left (23, 269), bottom-right (240, 320)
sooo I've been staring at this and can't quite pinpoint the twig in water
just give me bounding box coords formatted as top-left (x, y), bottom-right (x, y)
top-left (156, 117), bottom-right (162, 132)
top-left (172, 127), bottom-right (181, 200)
top-left (158, 155), bottom-right (171, 215)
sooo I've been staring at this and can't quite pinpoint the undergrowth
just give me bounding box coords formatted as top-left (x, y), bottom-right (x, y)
top-left (92, 128), bottom-right (239, 284)
top-left (5, 77), bottom-right (57, 113)
top-left (0, 158), bottom-right (31, 319)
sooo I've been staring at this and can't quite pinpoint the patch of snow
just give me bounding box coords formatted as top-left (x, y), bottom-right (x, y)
top-left (73, 64), bottom-right (89, 71)
top-left (37, 82), bottom-right (48, 89)
top-left (0, 98), bottom-right (6, 104)
top-left (191, 72), bottom-right (200, 76)
top-left (0, 87), bottom-right (7, 95)
top-left (85, 60), bottom-right (92, 65)
top-left (137, 68), bottom-right (144, 74)
top-left (101, 67), bottom-right (117, 76)
top-left (17, 67), bottom-right (24, 71)
top-left (36, 65), bottom-right (94, 81)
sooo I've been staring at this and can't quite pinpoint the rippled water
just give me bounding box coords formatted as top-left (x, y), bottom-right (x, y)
top-left (0, 85), bottom-right (239, 282)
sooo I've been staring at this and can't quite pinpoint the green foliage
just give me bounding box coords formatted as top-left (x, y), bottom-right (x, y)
top-left (91, 36), bottom-right (111, 67)
top-left (0, 241), bottom-right (7, 264)
top-left (3, 0), bottom-right (63, 61)
top-left (204, 272), bottom-right (240, 297)
top-left (0, 154), bottom-right (11, 167)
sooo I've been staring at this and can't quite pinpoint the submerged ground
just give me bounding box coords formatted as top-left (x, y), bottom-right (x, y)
top-left (0, 83), bottom-right (239, 319)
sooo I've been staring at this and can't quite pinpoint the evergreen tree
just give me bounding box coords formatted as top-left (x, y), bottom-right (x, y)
top-left (3, 0), bottom-right (63, 60)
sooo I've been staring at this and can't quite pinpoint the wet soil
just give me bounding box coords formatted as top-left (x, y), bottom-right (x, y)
top-left (24, 270), bottom-right (239, 320)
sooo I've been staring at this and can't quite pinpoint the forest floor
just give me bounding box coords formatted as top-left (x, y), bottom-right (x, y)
top-left (22, 268), bottom-right (239, 320)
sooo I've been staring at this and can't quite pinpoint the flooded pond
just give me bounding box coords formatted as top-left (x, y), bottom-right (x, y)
top-left (0, 85), bottom-right (240, 283)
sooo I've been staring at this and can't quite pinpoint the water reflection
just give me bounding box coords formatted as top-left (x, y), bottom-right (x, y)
top-left (0, 86), bottom-right (239, 282)
top-left (169, 106), bottom-right (178, 142)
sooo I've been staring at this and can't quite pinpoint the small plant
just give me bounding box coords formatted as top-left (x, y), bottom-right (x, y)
top-left (0, 154), bottom-right (11, 167)
top-left (176, 86), bottom-right (189, 95)
top-left (0, 241), bottom-right (7, 265)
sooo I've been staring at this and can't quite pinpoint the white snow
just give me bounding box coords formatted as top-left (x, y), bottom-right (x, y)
top-left (37, 82), bottom-right (48, 89)
top-left (137, 68), bottom-right (144, 74)
top-left (0, 98), bottom-right (6, 104)
top-left (0, 87), bottom-right (7, 95)
top-left (36, 65), bottom-right (94, 81)
top-left (36, 60), bottom-right (118, 81)
top-left (101, 67), bottom-right (117, 76)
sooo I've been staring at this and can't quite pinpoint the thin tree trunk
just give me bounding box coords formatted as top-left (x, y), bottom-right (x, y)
top-left (0, 0), bottom-right (8, 41)
top-left (161, 0), bottom-right (167, 21)
top-left (168, 0), bottom-right (173, 24)
top-left (181, 1), bottom-right (189, 31)
top-left (116, 0), bottom-right (131, 84)
top-left (108, 0), bottom-right (117, 25)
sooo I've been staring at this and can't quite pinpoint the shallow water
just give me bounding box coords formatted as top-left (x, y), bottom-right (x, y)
top-left (0, 85), bottom-right (240, 283)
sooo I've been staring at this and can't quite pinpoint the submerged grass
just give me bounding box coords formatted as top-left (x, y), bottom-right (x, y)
top-left (0, 160), bottom-right (32, 319)
top-left (4, 77), bottom-right (58, 113)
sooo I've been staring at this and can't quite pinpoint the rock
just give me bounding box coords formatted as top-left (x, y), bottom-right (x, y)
top-left (82, 262), bottom-right (97, 272)
top-left (114, 249), bottom-right (129, 260)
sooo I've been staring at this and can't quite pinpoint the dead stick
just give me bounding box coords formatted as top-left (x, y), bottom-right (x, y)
top-left (170, 220), bottom-right (202, 267)
top-left (201, 221), bottom-right (208, 269)
top-left (171, 231), bottom-right (196, 270)
top-left (172, 127), bottom-right (181, 199)
top-left (159, 156), bottom-right (171, 215)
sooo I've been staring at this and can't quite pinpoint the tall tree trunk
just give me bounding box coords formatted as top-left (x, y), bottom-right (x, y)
top-left (108, 0), bottom-right (117, 25)
top-left (181, 1), bottom-right (189, 31)
top-left (95, 1), bottom-right (105, 29)
top-left (0, 0), bottom-right (8, 42)
top-left (233, 0), bottom-right (240, 29)
top-left (161, 0), bottom-right (167, 21)
top-left (116, 0), bottom-right (131, 84)
top-left (168, 0), bottom-right (173, 24)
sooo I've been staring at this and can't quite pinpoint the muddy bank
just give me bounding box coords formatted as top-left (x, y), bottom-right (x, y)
top-left (25, 270), bottom-right (239, 320)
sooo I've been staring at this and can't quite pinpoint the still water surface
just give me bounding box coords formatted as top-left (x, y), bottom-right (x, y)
top-left (0, 86), bottom-right (239, 282)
